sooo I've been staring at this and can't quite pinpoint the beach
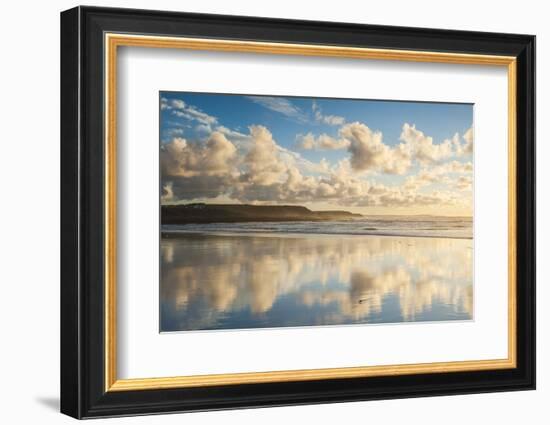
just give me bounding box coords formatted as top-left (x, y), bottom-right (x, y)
top-left (160, 221), bottom-right (473, 332)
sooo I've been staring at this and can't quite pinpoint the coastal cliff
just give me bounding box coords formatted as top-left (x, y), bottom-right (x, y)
top-left (162, 203), bottom-right (362, 224)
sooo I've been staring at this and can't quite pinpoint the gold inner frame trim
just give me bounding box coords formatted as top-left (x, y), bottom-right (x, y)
top-left (104, 33), bottom-right (518, 392)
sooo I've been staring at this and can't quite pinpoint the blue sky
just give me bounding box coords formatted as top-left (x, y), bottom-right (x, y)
top-left (160, 91), bottom-right (474, 216)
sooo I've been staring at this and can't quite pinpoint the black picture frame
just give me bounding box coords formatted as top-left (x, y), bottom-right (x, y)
top-left (61, 5), bottom-right (535, 419)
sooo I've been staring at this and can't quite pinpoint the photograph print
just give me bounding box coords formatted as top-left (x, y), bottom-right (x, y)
top-left (159, 92), bottom-right (474, 332)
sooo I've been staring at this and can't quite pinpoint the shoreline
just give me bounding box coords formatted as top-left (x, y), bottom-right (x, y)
top-left (161, 228), bottom-right (473, 241)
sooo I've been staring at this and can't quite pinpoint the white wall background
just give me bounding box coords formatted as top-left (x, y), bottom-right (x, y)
top-left (0, 0), bottom-right (545, 423)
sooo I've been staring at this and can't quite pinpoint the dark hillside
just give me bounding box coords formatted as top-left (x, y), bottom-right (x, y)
top-left (162, 203), bottom-right (363, 224)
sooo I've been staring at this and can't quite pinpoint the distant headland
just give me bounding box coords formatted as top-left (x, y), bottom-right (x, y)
top-left (162, 203), bottom-right (363, 224)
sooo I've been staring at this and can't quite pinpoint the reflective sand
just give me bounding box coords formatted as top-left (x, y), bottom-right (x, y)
top-left (160, 233), bottom-right (473, 332)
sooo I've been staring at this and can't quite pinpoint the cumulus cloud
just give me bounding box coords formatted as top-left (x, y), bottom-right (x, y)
top-left (296, 132), bottom-right (350, 150)
top-left (463, 127), bottom-right (474, 148)
top-left (162, 125), bottom-right (368, 205)
top-left (234, 127), bottom-right (331, 203)
top-left (160, 94), bottom-right (473, 216)
top-left (243, 125), bottom-right (288, 185)
top-left (350, 186), bottom-right (460, 209)
top-left (342, 122), bottom-right (412, 174)
top-left (399, 123), bottom-right (454, 164)
top-left (299, 122), bottom-right (472, 176)
top-left (453, 126), bottom-right (474, 156)
top-left (160, 132), bottom-right (238, 200)
top-left (303, 157), bottom-right (331, 174)
top-left (160, 132), bottom-right (237, 178)
top-left (161, 122), bottom-right (471, 212)
top-left (312, 101), bottom-right (345, 126)
top-left (297, 123), bottom-right (413, 175)
top-left (455, 175), bottom-right (473, 191)
top-left (405, 160), bottom-right (473, 191)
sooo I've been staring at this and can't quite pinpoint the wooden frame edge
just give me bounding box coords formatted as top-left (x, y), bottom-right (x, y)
top-left (108, 358), bottom-right (516, 391)
top-left (103, 33), bottom-right (518, 393)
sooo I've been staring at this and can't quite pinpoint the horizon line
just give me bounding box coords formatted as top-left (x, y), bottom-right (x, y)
top-left (161, 202), bottom-right (473, 219)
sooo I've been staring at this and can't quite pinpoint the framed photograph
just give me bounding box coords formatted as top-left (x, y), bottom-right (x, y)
top-left (60, 6), bottom-right (535, 419)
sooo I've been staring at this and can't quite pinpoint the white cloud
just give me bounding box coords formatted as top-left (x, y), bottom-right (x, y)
top-left (243, 125), bottom-right (288, 185)
top-left (405, 160), bottom-right (473, 190)
top-left (304, 158), bottom-right (331, 174)
top-left (342, 122), bottom-right (412, 175)
top-left (160, 97), bottom-right (177, 110)
top-left (173, 109), bottom-right (217, 129)
top-left (453, 126), bottom-right (474, 156)
top-left (215, 125), bottom-right (250, 143)
top-left (161, 181), bottom-right (174, 203)
top-left (161, 132), bottom-right (238, 201)
top-left (312, 101), bottom-right (345, 126)
top-left (171, 99), bottom-right (185, 110)
top-left (299, 122), bottom-right (471, 176)
top-left (455, 175), bottom-right (473, 191)
top-left (195, 124), bottom-right (212, 134)
top-left (182, 105), bottom-right (217, 126)
top-left (160, 132), bottom-right (237, 178)
top-left (296, 132), bottom-right (350, 150)
top-left (246, 96), bottom-right (307, 122)
top-left (399, 123), bottom-right (454, 164)
top-left (464, 127), bottom-right (474, 147)
top-left (369, 189), bottom-right (458, 208)
top-left (163, 97), bottom-right (218, 132)
top-left (160, 95), bottom-right (472, 214)
top-left (161, 122), bottom-right (471, 212)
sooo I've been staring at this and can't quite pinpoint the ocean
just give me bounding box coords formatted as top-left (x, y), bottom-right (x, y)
top-left (161, 216), bottom-right (472, 239)
top-left (160, 217), bottom-right (473, 332)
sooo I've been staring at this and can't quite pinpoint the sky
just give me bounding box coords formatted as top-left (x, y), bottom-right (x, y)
top-left (160, 92), bottom-right (474, 216)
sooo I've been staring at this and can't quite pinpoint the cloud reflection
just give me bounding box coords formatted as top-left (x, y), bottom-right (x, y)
top-left (160, 234), bottom-right (473, 331)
